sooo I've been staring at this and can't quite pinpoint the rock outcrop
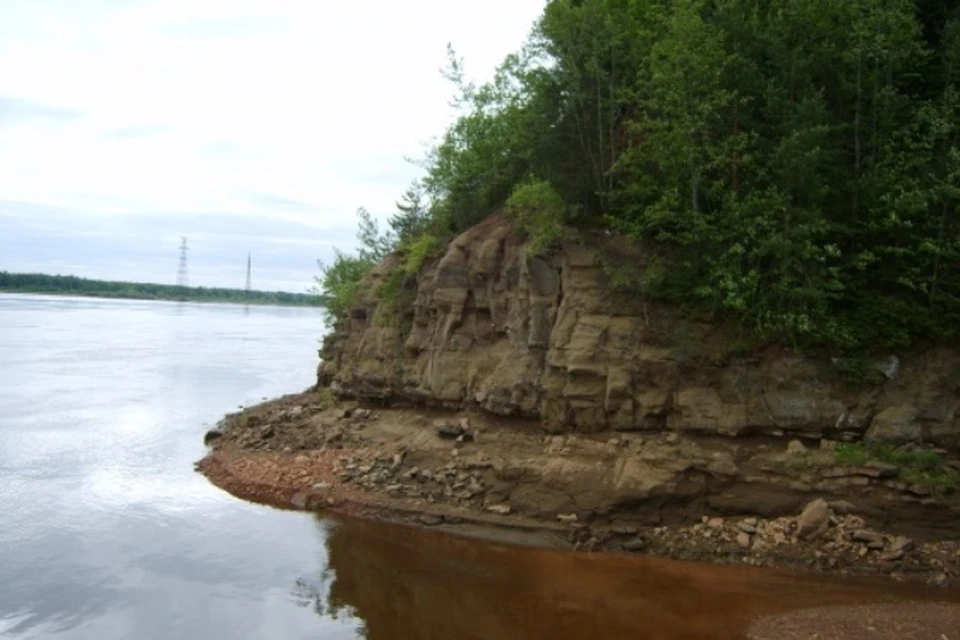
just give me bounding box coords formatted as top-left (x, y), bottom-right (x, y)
top-left (319, 215), bottom-right (960, 449)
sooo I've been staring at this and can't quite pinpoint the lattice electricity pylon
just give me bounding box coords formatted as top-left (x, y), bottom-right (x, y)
top-left (245, 252), bottom-right (252, 296)
top-left (177, 237), bottom-right (189, 287)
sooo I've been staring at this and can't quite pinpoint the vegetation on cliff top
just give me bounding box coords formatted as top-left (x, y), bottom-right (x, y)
top-left (319, 0), bottom-right (960, 351)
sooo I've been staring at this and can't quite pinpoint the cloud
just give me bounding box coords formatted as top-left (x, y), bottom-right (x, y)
top-left (246, 194), bottom-right (319, 214)
top-left (104, 124), bottom-right (169, 139)
top-left (0, 0), bottom-right (547, 289)
top-left (0, 96), bottom-right (82, 128)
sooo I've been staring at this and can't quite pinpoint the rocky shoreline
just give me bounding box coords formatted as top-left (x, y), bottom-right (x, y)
top-left (198, 390), bottom-right (960, 588)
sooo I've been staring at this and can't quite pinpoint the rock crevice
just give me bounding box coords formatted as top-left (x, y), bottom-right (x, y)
top-left (319, 216), bottom-right (960, 449)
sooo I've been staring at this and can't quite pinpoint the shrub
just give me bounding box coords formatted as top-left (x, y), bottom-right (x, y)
top-left (505, 179), bottom-right (570, 256)
top-left (403, 234), bottom-right (441, 275)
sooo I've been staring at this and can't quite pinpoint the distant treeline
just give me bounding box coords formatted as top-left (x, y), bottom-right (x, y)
top-left (0, 271), bottom-right (324, 307)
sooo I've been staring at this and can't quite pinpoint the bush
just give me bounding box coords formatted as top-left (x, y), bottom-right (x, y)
top-left (403, 234), bottom-right (441, 275)
top-left (313, 251), bottom-right (374, 326)
top-left (505, 179), bottom-right (570, 256)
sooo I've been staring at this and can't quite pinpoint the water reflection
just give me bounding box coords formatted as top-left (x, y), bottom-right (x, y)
top-left (308, 515), bottom-right (960, 640)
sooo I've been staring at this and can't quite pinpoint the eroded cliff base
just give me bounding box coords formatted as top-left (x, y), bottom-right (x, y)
top-left (198, 390), bottom-right (960, 587)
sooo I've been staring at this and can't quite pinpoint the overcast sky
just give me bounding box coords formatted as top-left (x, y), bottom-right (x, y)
top-left (0, 0), bottom-right (545, 292)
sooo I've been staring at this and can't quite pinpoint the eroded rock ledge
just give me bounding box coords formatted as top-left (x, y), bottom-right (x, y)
top-left (198, 393), bottom-right (960, 586)
top-left (319, 215), bottom-right (960, 450)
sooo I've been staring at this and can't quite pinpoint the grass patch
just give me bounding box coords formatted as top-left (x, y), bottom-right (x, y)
top-left (831, 357), bottom-right (886, 387)
top-left (835, 442), bottom-right (959, 487)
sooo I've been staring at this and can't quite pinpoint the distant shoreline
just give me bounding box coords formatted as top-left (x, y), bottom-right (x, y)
top-left (0, 271), bottom-right (325, 308)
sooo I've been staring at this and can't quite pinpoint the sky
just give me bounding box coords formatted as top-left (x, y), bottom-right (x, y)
top-left (0, 0), bottom-right (545, 292)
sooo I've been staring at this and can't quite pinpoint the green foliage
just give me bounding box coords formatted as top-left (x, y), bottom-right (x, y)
top-left (313, 250), bottom-right (372, 326)
top-left (835, 442), bottom-right (959, 487)
top-left (403, 234), bottom-right (440, 275)
top-left (316, 194), bottom-right (437, 328)
top-left (831, 357), bottom-right (887, 387)
top-left (314, 208), bottom-right (395, 326)
top-left (505, 179), bottom-right (570, 255)
top-left (316, 0), bottom-right (960, 351)
top-left (390, 182), bottom-right (430, 245)
top-left (0, 271), bottom-right (320, 307)
top-left (410, 0), bottom-right (960, 352)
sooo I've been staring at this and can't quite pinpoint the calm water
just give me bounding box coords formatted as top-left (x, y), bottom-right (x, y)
top-left (1, 294), bottom-right (956, 640)
top-left (0, 294), bottom-right (363, 639)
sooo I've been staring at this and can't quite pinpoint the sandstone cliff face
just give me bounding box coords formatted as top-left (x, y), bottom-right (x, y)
top-left (319, 216), bottom-right (960, 450)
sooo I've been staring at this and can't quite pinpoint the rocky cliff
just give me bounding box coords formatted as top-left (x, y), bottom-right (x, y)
top-left (319, 215), bottom-right (960, 450)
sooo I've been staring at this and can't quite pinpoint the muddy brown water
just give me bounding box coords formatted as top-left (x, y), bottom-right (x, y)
top-left (2, 293), bottom-right (957, 640)
top-left (317, 516), bottom-right (960, 640)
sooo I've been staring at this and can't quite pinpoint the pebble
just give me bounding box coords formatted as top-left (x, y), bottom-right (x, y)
top-left (622, 538), bottom-right (646, 552)
top-left (486, 504), bottom-right (512, 515)
top-left (736, 532), bottom-right (752, 548)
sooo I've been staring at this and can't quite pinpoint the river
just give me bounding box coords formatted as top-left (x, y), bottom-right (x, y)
top-left (1, 293), bottom-right (956, 640)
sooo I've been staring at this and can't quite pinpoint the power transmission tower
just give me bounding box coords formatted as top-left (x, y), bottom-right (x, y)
top-left (177, 237), bottom-right (189, 287)
top-left (245, 252), bottom-right (252, 297)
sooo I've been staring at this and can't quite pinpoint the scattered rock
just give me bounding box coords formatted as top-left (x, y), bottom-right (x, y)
top-left (312, 482), bottom-right (331, 491)
top-left (260, 424), bottom-right (275, 439)
top-left (851, 529), bottom-right (884, 546)
top-left (786, 440), bottom-right (806, 455)
top-left (419, 514), bottom-right (443, 526)
top-left (611, 525), bottom-right (639, 536)
top-left (290, 492), bottom-right (307, 509)
top-left (737, 522), bottom-right (757, 535)
top-left (908, 484), bottom-right (932, 497)
top-left (557, 513), bottom-right (578, 523)
top-left (796, 498), bottom-right (830, 541)
top-left (437, 423), bottom-right (465, 439)
top-left (707, 517), bottom-right (724, 529)
top-left (486, 504), bottom-right (512, 515)
top-left (203, 429), bottom-right (224, 445)
top-left (828, 500), bottom-right (858, 515)
top-left (335, 408), bottom-right (352, 420)
top-left (622, 538), bottom-right (646, 552)
top-left (888, 536), bottom-right (914, 554)
top-left (736, 532), bottom-right (752, 548)
top-left (665, 433), bottom-right (679, 444)
top-left (879, 549), bottom-right (904, 562)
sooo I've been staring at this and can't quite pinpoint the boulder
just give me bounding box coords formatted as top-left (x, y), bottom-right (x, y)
top-left (865, 405), bottom-right (921, 445)
top-left (786, 440), bottom-right (807, 455)
top-left (796, 498), bottom-right (830, 541)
